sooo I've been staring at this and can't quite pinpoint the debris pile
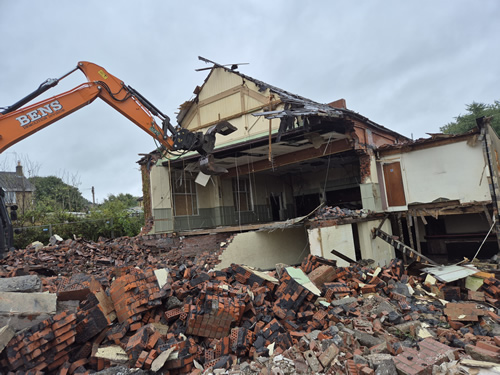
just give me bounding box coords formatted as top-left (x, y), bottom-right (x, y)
top-left (309, 206), bottom-right (371, 221)
top-left (1, 235), bottom-right (500, 374)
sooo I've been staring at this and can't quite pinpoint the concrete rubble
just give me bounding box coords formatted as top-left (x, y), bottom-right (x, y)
top-left (1, 233), bottom-right (500, 374)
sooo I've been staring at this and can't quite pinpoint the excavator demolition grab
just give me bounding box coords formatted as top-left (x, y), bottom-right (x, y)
top-left (0, 61), bottom-right (236, 254)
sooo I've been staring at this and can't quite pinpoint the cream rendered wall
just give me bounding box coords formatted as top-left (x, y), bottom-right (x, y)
top-left (360, 183), bottom-right (383, 211)
top-left (357, 220), bottom-right (395, 266)
top-left (150, 163), bottom-right (173, 233)
top-left (182, 68), bottom-right (284, 148)
top-left (380, 140), bottom-right (490, 209)
top-left (198, 69), bottom-right (245, 99)
top-left (151, 164), bottom-right (172, 211)
top-left (215, 227), bottom-right (309, 270)
top-left (307, 225), bottom-right (356, 267)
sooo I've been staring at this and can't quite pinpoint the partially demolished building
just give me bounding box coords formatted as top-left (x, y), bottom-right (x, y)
top-left (139, 58), bottom-right (500, 267)
top-left (3, 59), bottom-right (500, 374)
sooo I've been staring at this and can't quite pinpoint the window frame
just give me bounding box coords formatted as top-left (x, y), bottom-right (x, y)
top-left (172, 172), bottom-right (199, 216)
top-left (232, 177), bottom-right (254, 212)
top-left (5, 191), bottom-right (16, 205)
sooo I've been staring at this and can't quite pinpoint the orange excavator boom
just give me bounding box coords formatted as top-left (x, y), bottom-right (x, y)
top-left (0, 61), bottom-right (236, 254)
top-left (0, 61), bottom-right (236, 164)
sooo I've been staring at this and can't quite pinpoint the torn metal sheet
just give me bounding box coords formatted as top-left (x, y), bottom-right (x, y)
top-left (421, 264), bottom-right (479, 283)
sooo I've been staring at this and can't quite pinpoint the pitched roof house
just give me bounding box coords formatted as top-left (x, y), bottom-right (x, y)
top-left (0, 162), bottom-right (34, 212)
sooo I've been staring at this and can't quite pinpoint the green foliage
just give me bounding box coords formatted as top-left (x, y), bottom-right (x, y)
top-left (440, 101), bottom-right (500, 135)
top-left (102, 193), bottom-right (138, 209)
top-left (30, 176), bottom-right (89, 212)
top-left (12, 187), bottom-right (143, 248)
top-left (13, 208), bottom-right (144, 248)
top-left (89, 198), bottom-right (144, 238)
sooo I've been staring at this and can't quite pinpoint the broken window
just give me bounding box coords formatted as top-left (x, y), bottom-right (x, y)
top-left (172, 173), bottom-right (198, 216)
top-left (233, 178), bottom-right (253, 212)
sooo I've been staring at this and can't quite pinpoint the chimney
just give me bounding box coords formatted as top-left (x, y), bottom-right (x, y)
top-left (16, 161), bottom-right (23, 177)
top-left (328, 98), bottom-right (347, 109)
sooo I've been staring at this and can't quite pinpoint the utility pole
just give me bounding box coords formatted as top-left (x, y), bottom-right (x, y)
top-left (91, 186), bottom-right (95, 207)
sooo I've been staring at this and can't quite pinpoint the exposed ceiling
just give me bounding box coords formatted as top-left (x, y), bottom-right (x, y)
top-left (174, 130), bottom-right (356, 177)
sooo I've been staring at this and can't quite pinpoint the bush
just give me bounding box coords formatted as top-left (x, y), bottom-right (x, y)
top-left (13, 209), bottom-right (144, 248)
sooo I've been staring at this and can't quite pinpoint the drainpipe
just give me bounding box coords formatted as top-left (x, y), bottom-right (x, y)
top-left (477, 116), bottom-right (500, 252)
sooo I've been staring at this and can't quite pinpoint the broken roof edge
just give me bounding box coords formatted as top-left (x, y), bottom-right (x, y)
top-left (181, 57), bottom-right (408, 142)
top-left (376, 127), bottom-right (481, 155)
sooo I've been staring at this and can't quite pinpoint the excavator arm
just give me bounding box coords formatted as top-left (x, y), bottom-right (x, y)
top-left (0, 61), bottom-right (236, 170)
top-left (0, 61), bottom-right (236, 255)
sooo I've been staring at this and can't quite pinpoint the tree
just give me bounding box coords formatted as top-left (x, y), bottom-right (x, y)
top-left (440, 101), bottom-right (500, 135)
top-left (102, 193), bottom-right (138, 208)
top-left (30, 176), bottom-right (89, 212)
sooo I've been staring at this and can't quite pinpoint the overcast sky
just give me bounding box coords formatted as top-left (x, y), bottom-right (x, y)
top-left (1, 1), bottom-right (498, 203)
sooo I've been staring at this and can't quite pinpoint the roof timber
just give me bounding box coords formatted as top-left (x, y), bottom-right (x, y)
top-left (223, 138), bottom-right (352, 178)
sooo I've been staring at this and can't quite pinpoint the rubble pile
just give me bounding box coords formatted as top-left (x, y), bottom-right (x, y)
top-left (309, 206), bottom-right (371, 221)
top-left (1, 235), bottom-right (500, 374)
top-left (0, 234), bottom-right (230, 289)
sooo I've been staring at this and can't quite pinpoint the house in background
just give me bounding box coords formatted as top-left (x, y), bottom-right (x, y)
top-left (0, 162), bottom-right (34, 214)
top-left (138, 58), bottom-right (407, 268)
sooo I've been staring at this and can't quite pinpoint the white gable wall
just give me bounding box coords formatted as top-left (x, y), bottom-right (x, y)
top-left (182, 68), bottom-right (284, 148)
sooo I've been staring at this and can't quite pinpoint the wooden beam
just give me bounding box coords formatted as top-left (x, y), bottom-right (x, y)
top-left (330, 248), bottom-right (358, 264)
top-left (188, 99), bottom-right (282, 132)
top-left (224, 138), bottom-right (353, 178)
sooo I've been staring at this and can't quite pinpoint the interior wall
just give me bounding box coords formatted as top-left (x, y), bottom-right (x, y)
top-left (360, 183), bottom-right (383, 212)
top-left (293, 161), bottom-right (360, 197)
top-left (307, 225), bottom-right (356, 267)
top-left (216, 226), bottom-right (309, 270)
top-left (444, 213), bottom-right (490, 234)
top-left (379, 140), bottom-right (490, 210)
top-left (195, 174), bottom-right (220, 209)
top-left (218, 173), bottom-right (295, 222)
top-left (357, 220), bottom-right (395, 266)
